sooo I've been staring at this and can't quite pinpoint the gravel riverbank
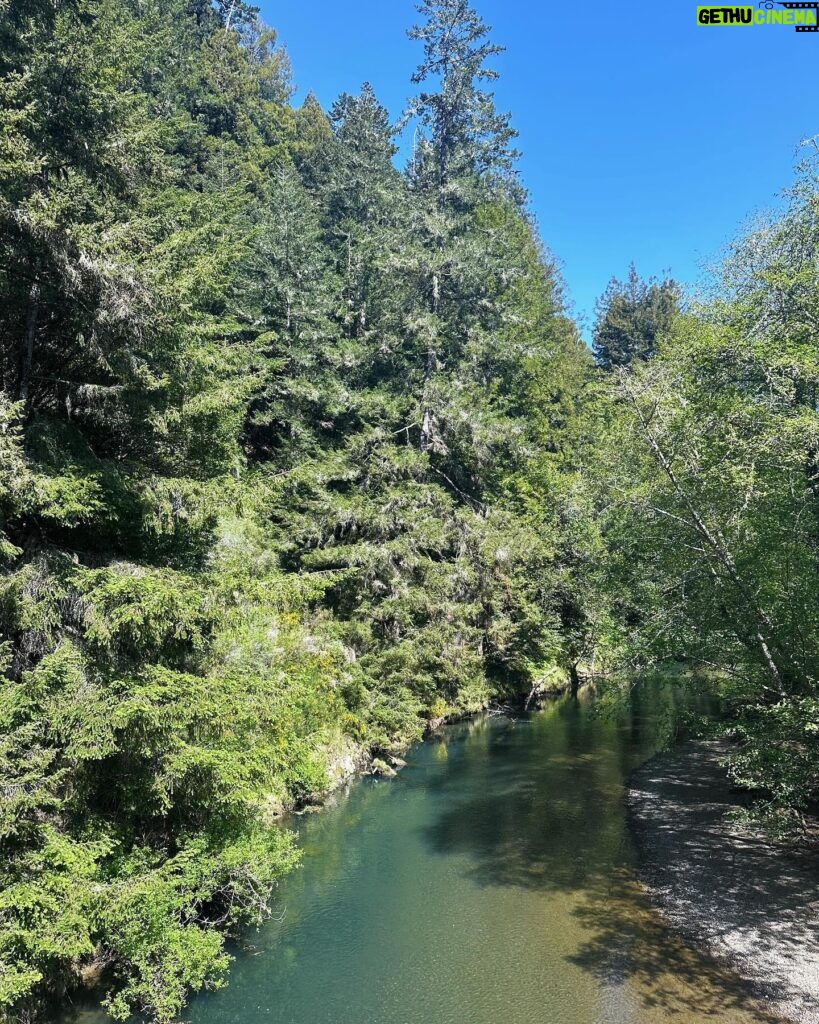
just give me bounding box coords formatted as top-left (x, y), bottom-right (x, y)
top-left (628, 740), bottom-right (819, 1024)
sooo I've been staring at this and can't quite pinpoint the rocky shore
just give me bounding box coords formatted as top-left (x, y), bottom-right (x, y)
top-left (628, 740), bottom-right (819, 1024)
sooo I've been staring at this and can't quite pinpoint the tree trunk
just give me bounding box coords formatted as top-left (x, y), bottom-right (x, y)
top-left (569, 662), bottom-right (580, 698)
top-left (19, 278), bottom-right (40, 405)
top-left (420, 347), bottom-right (438, 453)
top-left (624, 375), bottom-right (792, 697)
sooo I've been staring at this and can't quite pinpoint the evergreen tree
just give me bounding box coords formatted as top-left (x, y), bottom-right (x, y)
top-left (407, 0), bottom-right (520, 205)
top-left (7, 0), bottom-right (813, 1015)
top-left (592, 264), bottom-right (679, 370)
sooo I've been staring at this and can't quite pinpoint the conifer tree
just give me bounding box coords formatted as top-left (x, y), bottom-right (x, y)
top-left (0, 4), bottom-right (598, 1021)
top-left (407, 0), bottom-right (520, 205)
top-left (592, 264), bottom-right (679, 370)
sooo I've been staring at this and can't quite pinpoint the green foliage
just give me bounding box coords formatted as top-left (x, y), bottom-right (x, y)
top-left (593, 264), bottom-right (679, 370)
top-left (98, 827), bottom-right (299, 1022)
top-left (4, 0), bottom-right (817, 1014)
top-left (591, 145), bottom-right (819, 831)
top-left (0, 0), bottom-right (596, 1020)
top-left (407, 0), bottom-right (520, 198)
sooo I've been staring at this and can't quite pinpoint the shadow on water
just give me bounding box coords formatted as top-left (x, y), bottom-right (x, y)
top-left (421, 685), bottom-right (784, 1022)
top-left (567, 870), bottom-right (784, 1022)
top-left (59, 682), bottom-right (790, 1024)
top-left (422, 688), bottom-right (669, 893)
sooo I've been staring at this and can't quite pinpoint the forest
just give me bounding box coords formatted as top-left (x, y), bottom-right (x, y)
top-left (1, 1), bottom-right (818, 1021)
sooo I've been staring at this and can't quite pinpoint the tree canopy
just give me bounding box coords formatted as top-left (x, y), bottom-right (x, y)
top-left (0, 2), bottom-right (591, 1020)
top-left (1, 1), bottom-right (818, 1021)
top-left (592, 264), bottom-right (679, 370)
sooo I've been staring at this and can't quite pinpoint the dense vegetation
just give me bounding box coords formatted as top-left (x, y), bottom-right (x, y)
top-left (0, 1), bottom-right (589, 1019)
top-left (593, 157), bottom-right (819, 834)
top-left (1, 0), bottom-right (818, 1021)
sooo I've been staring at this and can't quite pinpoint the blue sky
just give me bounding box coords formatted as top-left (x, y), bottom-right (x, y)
top-left (257, 0), bottom-right (817, 336)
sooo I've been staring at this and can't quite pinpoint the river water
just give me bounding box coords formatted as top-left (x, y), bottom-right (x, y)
top-left (176, 683), bottom-right (777, 1024)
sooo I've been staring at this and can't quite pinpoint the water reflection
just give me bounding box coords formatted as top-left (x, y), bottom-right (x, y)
top-left (415, 686), bottom-right (782, 1022)
top-left (422, 689), bottom-right (675, 892)
top-left (63, 682), bottom-right (785, 1024)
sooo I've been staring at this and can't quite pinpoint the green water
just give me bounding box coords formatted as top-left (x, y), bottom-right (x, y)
top-left (179, 684), bottom-right (776, 1024)
top-left (67, 683), bottom-right (779, 1024)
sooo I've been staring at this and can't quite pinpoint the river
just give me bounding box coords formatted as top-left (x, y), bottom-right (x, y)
top-left (178, 682), bottom-right (778, 1024)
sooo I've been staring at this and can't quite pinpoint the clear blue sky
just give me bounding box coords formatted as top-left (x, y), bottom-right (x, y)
top-left (257, 0), bottom-right (816, 336)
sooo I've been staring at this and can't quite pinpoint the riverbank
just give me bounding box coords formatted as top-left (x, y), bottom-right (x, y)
top-left (178, 687), bottom-right (786, 1024)
top-left (628, 740), bottom-right (819, 1024)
